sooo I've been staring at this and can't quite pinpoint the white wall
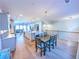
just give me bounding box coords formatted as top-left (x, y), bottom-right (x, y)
top-left (43, 19), bottom-right (79, 32)
top-left (51, 19), bottom-right (79, 32)
top-left (43, 24), bottom-right (56, 31)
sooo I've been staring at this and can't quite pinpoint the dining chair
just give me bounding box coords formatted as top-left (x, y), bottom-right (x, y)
top-left (35, 37), bottom-right (46, 56)
top-left (53, 35), bottom-right (57, 46)
top-left (46, 35), bottom-right (57, 51)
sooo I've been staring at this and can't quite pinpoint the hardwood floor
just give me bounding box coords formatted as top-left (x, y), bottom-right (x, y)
top-left (12, 33), bottom-right (78, 59)
top-left (12, 34), bottom-right (35, 59)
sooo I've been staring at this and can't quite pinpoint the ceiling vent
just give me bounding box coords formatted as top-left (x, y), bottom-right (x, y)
top-left (65, 0), bottom-right (70, 3)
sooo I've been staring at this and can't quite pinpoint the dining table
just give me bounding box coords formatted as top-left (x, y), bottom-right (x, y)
top-left (35, 35), bottom-right (51, 56)
top-left (40, 35), bottom-right (50, 42)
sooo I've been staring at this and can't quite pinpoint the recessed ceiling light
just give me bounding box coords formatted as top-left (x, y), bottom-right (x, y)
top-left (69, 16), bottom-right (72, 19)
top-left (19, 14), bottom-right (23, 17)
top-left (0, 9), bottom-right (2, 13)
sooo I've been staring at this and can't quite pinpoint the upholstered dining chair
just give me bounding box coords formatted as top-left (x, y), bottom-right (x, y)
top-left (35, 37), bottom-right (46, 56)
top-left (46, 35), bottom-right (57, 51)
top-left (53, 35), bottom-right (57, 46)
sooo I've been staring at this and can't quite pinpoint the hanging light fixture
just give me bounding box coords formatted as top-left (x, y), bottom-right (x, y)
top-left (44, 9), bottom-right (48, 16)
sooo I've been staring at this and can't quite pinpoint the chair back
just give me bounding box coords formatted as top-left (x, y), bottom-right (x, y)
top-left (50, 35), bottom-right (57, 41)
top-left (54, 35), bottom-right (57, 40)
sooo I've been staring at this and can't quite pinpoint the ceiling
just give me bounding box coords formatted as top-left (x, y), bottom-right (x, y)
top-left (0, 0), bottom-right (79, 23)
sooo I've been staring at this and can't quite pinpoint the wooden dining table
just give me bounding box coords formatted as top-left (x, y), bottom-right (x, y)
top-left (40, 35), bottom-right (50, 42)
top-left (35, 35), bottom-right (51, 56)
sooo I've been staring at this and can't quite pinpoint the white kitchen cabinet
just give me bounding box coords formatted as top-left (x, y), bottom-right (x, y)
top-left (0, 11), bottom-right (16, 51)
top-left (0, 30), bottom-right (8, 50)
top-left (0, 13), bottom-right (8, 30)
top-left (2, 34), bottom-right (16, 51)
top-left (0, 30), bottom-right (16, 51)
